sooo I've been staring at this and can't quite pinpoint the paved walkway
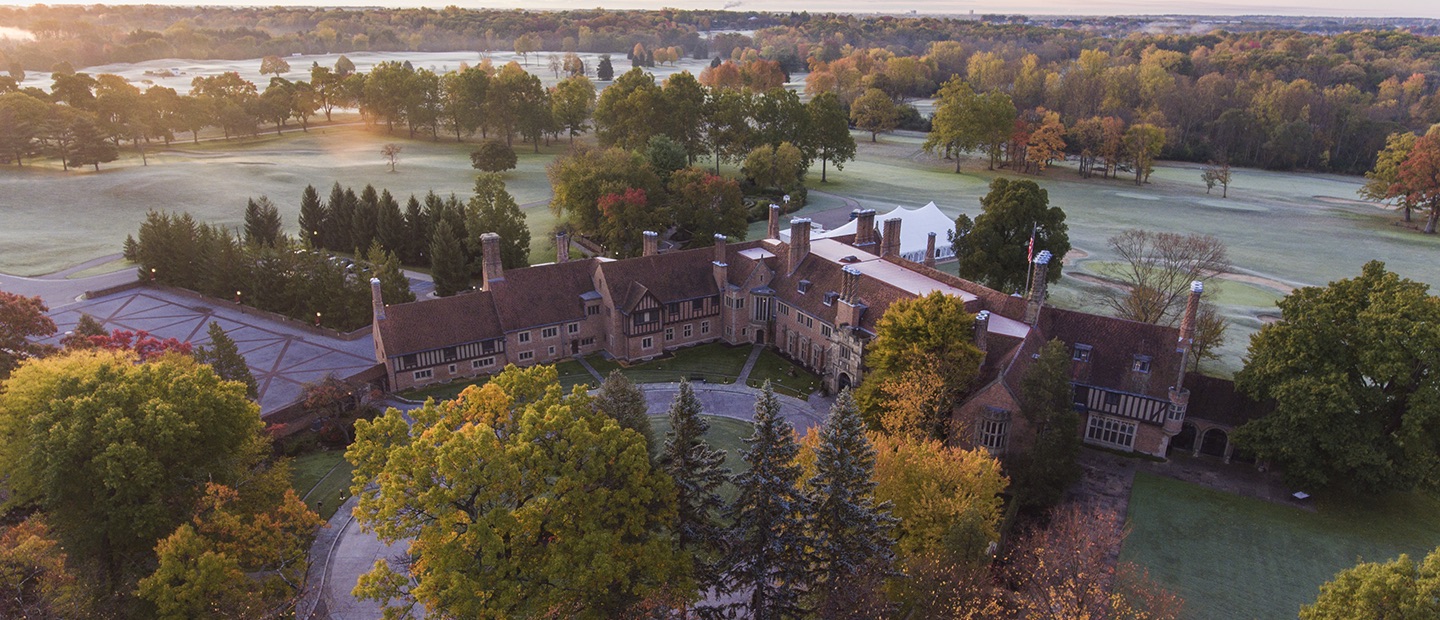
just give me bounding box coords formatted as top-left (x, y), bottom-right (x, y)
top-left (0, 257), bottom-right (135, 309)
top-left (574, 354), bottom-right (606, 383)
top-left (736, 344), bottom-right (764, 383)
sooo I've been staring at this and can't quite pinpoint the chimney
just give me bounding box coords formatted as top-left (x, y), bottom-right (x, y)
top-left (767, 204), bottom-right (781, 240)
top-left (854, 209), bottom-right (877, 248)
top-left (841, 265), bottom-right (860, 303)
top-left (1023, 250), bottom-right (1052, 325)
top-left (481, 232), bottom-right (504, 290)
top-left (555, 231), bottom-right (570, 263)
top-left (836, 266), bottom-right (865, 328)
top-left (1175, 281), bottom-right (1203, 385)
top-left (642, 230), bottom-right (659, 257)
top-left (370, 277), bottom-right (386, 321)
top-left (788, 218), bottom-right (811, 274)
top-left (880, 217), bottom-right (902, 258)
top-left (712, 233), bottom-right (729, 290)
top-left (924, 232), bottom-right (937, 267)
top-left (974, 310), bottom-right (990, 352)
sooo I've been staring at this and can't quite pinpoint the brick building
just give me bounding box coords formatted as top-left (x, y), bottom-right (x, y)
top-left (371, 206), bottom-right (1254, 458)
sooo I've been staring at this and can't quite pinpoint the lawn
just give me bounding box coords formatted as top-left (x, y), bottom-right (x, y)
top-left (745, 349), bottom-right (822, 399)
top-left (1122, 471), bottom-right (1440, 620)
top-left (616, 342), bottom-right (752, 385)
top-left (648, 413), bottom-right (752, 501)
top-left (289, 449), bottom-right (354, 521)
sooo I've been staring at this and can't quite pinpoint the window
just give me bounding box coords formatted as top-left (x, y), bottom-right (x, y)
top-left (726, 326), bottom-right (733, 336)
top-left (1086, 416), bottom-right (1137, 450)
top-left (567, 323), bottom-right (579, 334)
top-left (977, 415), bottom-right (1008, 453)
top-left (642, 337), bottom-right (654, 349)
top-left (1073, 344), bottom-right (1092, 362)
top-left (636, 310), bottom-right (658, 324)
top-left (587, 304), bottom-right (600, 316)
top-left (1104, 391), bottom-right (1121, 407)
top-left (667, 302), bottom-right (680, 317)
top-left (518, 351), bottom-right (534, 361)
top-left (548, 346), bottom-right (556, 356)
top-left (665, 327), bottom-right (675, 341)
top-left (413, 369), bottom-right (433, 380)
top-left (448, 364), bottom-right (457, 374)
top-left (542, 326), bottom-right (558, 339)
top-left (518, 331), bottom-right (531, 343)
top-left (693, 299), bottom-right (705, 311)
top-left (580, 337), bottom-right (595, 346)
top-left (701, 321), bottom-right (710, 334)
top-left (804, 315), bottom-right (814, 329)
top-left (797, 280), bottom-right (811, 294)
top-left (823, 292), bottom-right (838, 306)
top-left (840, 347), bottom-right (851, 360)
top-left (754, 297), bottom-right (770, 321)
top-left (1132, 356), bottom-right (1152, 373)
top-left (779, 303), bottom-right (790, 316)
top-left (473, 357), bottom-right (495, 369)
top-left (684, 324), bottom-right (693, 338)
top-left (732, 297), bottom-right (745, 309)
top-left (1073, 385), bottom-right (1089, 406)
top-left (821, 325), bottom-right (832, 338)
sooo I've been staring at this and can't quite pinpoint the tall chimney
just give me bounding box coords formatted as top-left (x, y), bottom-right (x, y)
top-left (836, 265), bottom-right (864, 328)
top-left (924, 232), bottom-right (937, 267)
top-left (712, 233), bottom-right (729, 290)
top-left (854, 209), bottom-right (877, 248)
top-left (370, 277), bottom-right (386, 321)
top-left (880, 217), bottom-right (902, 258)
top-left (1175, 281), bottom-right (1203, 383)
top-left (642, 230), bottom-right (659, 257)
top-left (767, 204), bottom-right (781, 240)
top-left (973, 310), bottom-right (990, 352)
top-left (788, 218), bottom-right (811, 274)
top-left (481, 232), bottom-right (504, 290)
top-left (1023, 250), bottom-right (1052, 325)
top-left (555, 231), bottom-right (570, 263)
top-left (841, 265), bottom-right (860, 303)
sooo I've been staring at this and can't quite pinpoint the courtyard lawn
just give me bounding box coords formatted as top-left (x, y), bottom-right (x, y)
top-left (1122, 471), bottom-right (1440, 620)
top-left (745, 349), bottom-right (822, 399)
top-left (290, 449), bottom-right (354, 521)
top-left (617, 342), bottom-right (752, 385)
top-left (648, 413), bottom-right (752, 501)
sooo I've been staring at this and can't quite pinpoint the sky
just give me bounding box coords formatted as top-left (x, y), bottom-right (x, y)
top-left (0, 0), bottom-right (1438, 18)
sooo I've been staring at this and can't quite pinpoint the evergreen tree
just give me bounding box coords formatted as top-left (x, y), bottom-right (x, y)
top-left (597, 54), bottom-right (614, 80)
top-left (194, 321), bottom-right (259, 399)
top-left (322, 183), bottom-right (352, 251)
top-left (402, 194), bottom-right (428, 265)
top-left (428, 219), bottom-right (469, 297)
top-left (659, 379), bottom-right (731, 601)
top-left (362, 241), bottom-right (416, 305)
top-left (1010, 338), bottom-right (1082, 512)
top-left (464, 173), bottom-right (532, 270)
top-left (723, 382), bottom-right (813, 619)
top-left (242, 196), bottom-right (283, 248)
top-left (298, 184), bottom-right (326, 248)
top-left (376, 189), bottom-right (405, 254)
top-left (807, 390), bottom-right (896, 613)
top-left (593, 370), bottom-right (653, 455)
top-left (352, 184), bottom-right (379, 254)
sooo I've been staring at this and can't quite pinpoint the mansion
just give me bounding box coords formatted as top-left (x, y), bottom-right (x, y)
top-left (370, 206), bottom-right (1259, 459)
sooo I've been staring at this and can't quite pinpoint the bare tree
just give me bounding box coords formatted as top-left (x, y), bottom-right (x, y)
top-left (1098, 229), bottom-right (1230, 325)
top-left (381, 143), bottom-right (402, 172)
top-left (1201, 162), bottom-right (1233, 198)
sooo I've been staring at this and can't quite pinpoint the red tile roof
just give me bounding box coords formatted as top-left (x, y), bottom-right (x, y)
top-left (377, 289), bottom-right (502, 356)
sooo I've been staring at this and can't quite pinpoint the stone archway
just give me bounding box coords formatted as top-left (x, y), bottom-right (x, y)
top-left (1200, 428), bottom-right (1229, 459)
top-left (837, 373), bottom-right (852, 393)
top-left (1170, 422), bottom-right (1198, 456)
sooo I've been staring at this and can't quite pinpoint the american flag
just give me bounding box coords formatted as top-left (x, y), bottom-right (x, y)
top-left (1027, 225), bottom-right (1037, 263)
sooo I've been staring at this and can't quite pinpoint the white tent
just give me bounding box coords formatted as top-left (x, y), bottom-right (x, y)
top-left (781, 202), bottom-right (956, 263)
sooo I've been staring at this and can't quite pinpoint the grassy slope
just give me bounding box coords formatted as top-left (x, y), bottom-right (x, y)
top-left (1122, 471), bottom-right (1440, 620)
top-left (289, 450), bottom-right (353, 521)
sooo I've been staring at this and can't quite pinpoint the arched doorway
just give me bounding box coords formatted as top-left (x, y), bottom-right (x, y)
top-left (837, 373), bottom-right (852, 392)
top-left (1200, 428), bottom-right (1229, 458)
top-left (754, 330), bottom-right (765, 345)
top-left (1170, 422), bottom-right (1198, 456)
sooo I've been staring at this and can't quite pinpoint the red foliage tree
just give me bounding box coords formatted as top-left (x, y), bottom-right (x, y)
top-left (86, 329), bottom-right (193, 361)
top-left (1390, 131), bottom-right (1440, 234)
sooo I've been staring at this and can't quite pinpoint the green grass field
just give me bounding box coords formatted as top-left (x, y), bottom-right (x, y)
top-left (615, 342), bottom-right (751, 384)
top-left (1122, 472), bottom-right (1440, 620)
top-left (745, 349), bottom-right (822, 399)
top-left (649, 413), bottom-right (752, 501)
top-left (289, 449), bottom-right (354, 521)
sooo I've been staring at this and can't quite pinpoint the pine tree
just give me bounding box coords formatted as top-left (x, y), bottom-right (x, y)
top-left (594, 370), bottom-right (654, 455)
top-left (807, 389), bottom-right (896, 613)
top-left (1010, 338), bottom-right (1082, 513)
top-left (658, 379), bottom-right (731, 600)
top-left (465, 173), bottom-right (532, 270)
top-left (402, 194), bottom-right (427, 265)
top-left (352, 184), bottom-right (379, 254)
top-left (362, 241), bottom-right (417, 305)
top-left (194, 321), bottom-right (259, 399)
top-left (298, 184), bottom-right (326, 248)
top-left (323, 183), bottom-right (352, 251)
top-left (429, 219), bottom-right (469, 297)
top-left (376, 189), bottom-right (406, 255)
top-left (243, 196), bottom-right (283, 248)
top-left (723, 381), bottom-right (813, 619)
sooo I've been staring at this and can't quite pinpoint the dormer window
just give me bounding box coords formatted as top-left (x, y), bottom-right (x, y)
top-left (823, 291), bottom-right (839, 306)
top-left (797, 280), bottom-right (811, 294)
top-left (1073, 344), bottom-right (1093, 362)
top-left (1132, 355), bottom-right (1152, 374)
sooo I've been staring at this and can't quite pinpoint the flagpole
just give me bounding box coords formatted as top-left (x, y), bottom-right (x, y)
top-left (1023, 222), bottom-right (1037, 295)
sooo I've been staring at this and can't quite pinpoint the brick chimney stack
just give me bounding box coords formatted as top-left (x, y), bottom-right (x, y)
top-left (767, 204), bottom-right (781, 240)
top-left (854, 209), bottom-right (877, 248)
top-left (880, 217), bottom-right (902, 258)
top-left (481, 232), bottom-right (504, 291)
top-left (370, 277), bottom-right (385, 321)
top-left (836, 266), bottom-right (865, 328)
top-left (924, 232), bottom-right (937, 267)
top-left (974, 310), bottom-right (990, 352)
top-left (1175, 281), bottom-right (1203, 385)
top-left (788, 218), bottom-right (811, 274)
top-left (642, 230), bottom-right (659, 257)
top-left (1023, 250), bottom-right (1052, 325)
top-left (712, 233), bottom-right (729, 290)
top-left (555, 231), bottom-right (570, 263)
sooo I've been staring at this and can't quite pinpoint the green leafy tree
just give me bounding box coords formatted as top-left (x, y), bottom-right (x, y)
top-left (594, 67), bottom-right (662, 150)
top-left (193, 321), bottom-right (258, 400)
top-left (547, 146), bottom-right (662, 244)
top-left (597, 54), bottom-right (614, 80)
top-left (594, 369), bottom-right (654, 455)
top-left (352, 184), bottom-right (379, 255)
top-left (464, 173), bottom-right (531, 270)
top-left (704, 88), bottom-right (755, 174)
top-left (242, 196), bottom-right (283, 248)
top-left (347, 364), bottom-right (687, 618)
top-left (646, 134), bottom-right (689, 179)
top-left (259, 55), bottom-right (290, 76)
top-left (855, 291), bottom-right (983, 438)
top-left (470, 138), bottom-right (517, 173)
top-left (743, 141), bottom-right (804, 191)
top-left (297, 184), bottom-right (326, 248)
top-left (0, 291), bottom-right (56, 380)
top-left (0, 91), bottom-right (51, 166)
top-left (1233, 261), bottom-right (1440, 493)
top-left (722, 382), bottom-right (814, 619)
top-left (667, 167), bottom-right (748, 246)
top-left (1124, 122), bottom-right (1167, 185)
top-left (806, 91), bottom-right (855, 182)
top-left (1361, 132), bottom-right (1419, 223)
top-left (661, 71), bottom-right (710, 164)
top-left (334, 55), bottom-right (355, 76)
top-left (551, 74), bottom-right (596, 143)
top-left (1008, 339), bottom-right (1081, 512)
top-left (953, 177), bottom-right (1070, 294)
top-left (1300, 547), bottom-right (1440, 620)
top-left (850, 87), bottom-right (899, 142)
top-left (428, 219), bottom-right (469, 297)
top-left (658, 379), bottom-right (731, 600)
top-left (361, 241), bottom-right (417, 306)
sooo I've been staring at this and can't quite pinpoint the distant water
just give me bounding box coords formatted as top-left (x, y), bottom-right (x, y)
top-left (0, 0), bottom-right (1435, 19)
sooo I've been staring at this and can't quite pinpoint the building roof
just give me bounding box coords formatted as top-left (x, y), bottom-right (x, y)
top-left (1038, 306), bottom-right (1182, 400)
top-left (1184, 374), bottom-right (1272, 427)
top-left (781, 202), bottom-right (958, 262)
top-left (378, 289), bottom-right (502, 356)
top-left (489, 259), bottom-right (596, 330)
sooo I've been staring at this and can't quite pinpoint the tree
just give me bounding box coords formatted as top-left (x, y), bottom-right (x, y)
top-left (952, 177), bottom-right (1071, 294)
top-left (259, 55), bottom-right (290, 76)
top-left (1025, 108), bottom-right (1067, 173)
top-left (428, 219), bottom-right (469, 297)
top-left (193, 321), bottom-right (258, 400)
top-left (925, 79), bottom-right (983, 173)
top-left (1234, 261), bottom-right (1440, 493)
top-left (856, 291), bottom-right (983, 437)
top-left (347, 364), bottom-right (686, 618)
top-left (470, 138), bottom-right (517, 172)
top-left (657, 380), bottom-right (730, 601)
top-left (381, 143), bottom-right (402, 172)
top-left (298, 184), bottom-right (326, 248)
top-left (1390, 131), bottom-right (1440, 234)
top-left (59, 313), bottom-right (107, 350)
top-left (869, 434), bottom-right (1007, 564)
top-left (667, 167), bottom-right (748, 245)
top-left (743, 142), bottom-right (804, 191)
top-left (1301, 547), bottom-right (1440, 620)
top-left (1201, 162), bottom-right (1233, 197)
top-left (334, 55), bottom-right (355, 76)
top-left (0, 518), bottom-right (87, 618)
top-left (0, 91), bottom-right (51, 166)
top-left (547, 146), bottom-right (662, 251)
top-left (807, 91), bottom-right (855, 182)
top-left (704, 88), bottom-right (755, 174)
top-left (1008, 339), bottom-right (1082, 512)
top-left (1362, 132), bottom-right (1418, 222)
top-left (242, 196), bottom-right (283, 248)
top-left (850, 87), bottom-right (898, 142)
top-left (551, 74), bottom-right (596, 143)
top-left (1097, 229), bottom-right (1230, 326)
top-left (722, 382), bottom-right (813, 619)
top-left (1124, 123), bottom-right (1166, 186)
top-left (646, 134), bottom-right (689, 179)
top-left (0, 350), bottom-right (268, 594)
top-left (597, 54), bottom-right (614, 80)
top-left (662, 71), bottom-right (710, 164)
top-left (513, 32), bottom-right (542, 66)
top-left (464, 173), bottom-right (531, 270)
top-left (594, 67), bottom-right (662, 151)
top-left (0, 290), bottom-right (56, 379)
top-left (805, 390), bottom-right (896, 614)
top-left (375, 189), bottom-right (406, 254)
